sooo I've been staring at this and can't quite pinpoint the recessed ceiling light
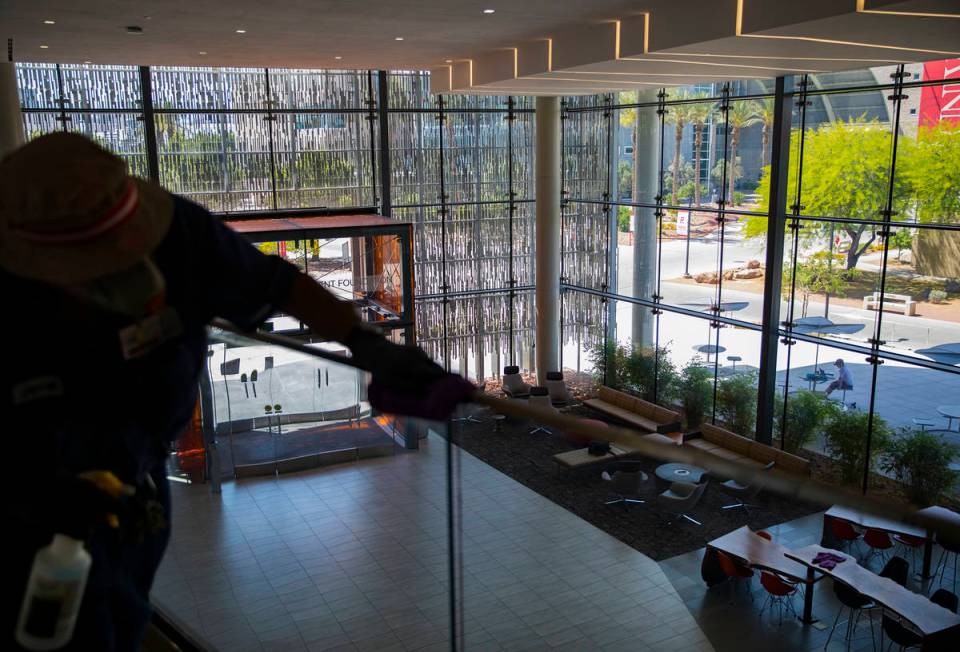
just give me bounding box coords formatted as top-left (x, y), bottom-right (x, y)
top-left (483, 8), bottom-right (495, 14)
top-left (236, 29), bottom-right (246, 34)
top-left (334, 56), bottom-right (342, 60)
top-left (43, 20), bottom-right (55, 25)
top-left (84, 60), bottom-right (91, 64)
top-left (445, 59), bottom-right (453, 63)
top-left (40, 45), bottom-right (49, 49)
top-left (198, 51), bottom-right (208, 55)
top-left (395, 37), bottom-right (404, 41)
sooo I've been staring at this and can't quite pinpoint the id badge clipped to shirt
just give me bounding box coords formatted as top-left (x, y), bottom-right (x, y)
top-left (118, 308), bottom-right (184, 360)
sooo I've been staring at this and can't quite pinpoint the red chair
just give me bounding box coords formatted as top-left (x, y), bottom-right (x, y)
top-left (831, 518), bottom-right (862, 556)
top-left (863, 529), bottom-right (893, 568)
top-left (759, 571), bottom-right (799, 626)
top-left (756, 530), bottom-right (772, 541)
top-left (717, 550), bottom-right (754, 604)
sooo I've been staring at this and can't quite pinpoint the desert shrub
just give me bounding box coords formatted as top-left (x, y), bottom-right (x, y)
top-left (715, 373), bottom-right (757, 436)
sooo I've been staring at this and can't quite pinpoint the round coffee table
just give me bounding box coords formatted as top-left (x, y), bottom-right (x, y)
top-left (655, 462), bottom-right (708, 484)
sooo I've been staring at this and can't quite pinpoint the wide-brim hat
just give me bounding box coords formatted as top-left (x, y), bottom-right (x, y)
top-left (0, 132), bottom-right (173, 284)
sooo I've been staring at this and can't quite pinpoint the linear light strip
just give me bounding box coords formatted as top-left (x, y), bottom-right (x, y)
top-left (735, 0), bottom-right (960, 56)
top-left (856, 0), bottom-right (960, 19)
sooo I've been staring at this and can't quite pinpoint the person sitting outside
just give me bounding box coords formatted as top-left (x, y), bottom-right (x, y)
top-left (825, 358), bottom-right (854, 397)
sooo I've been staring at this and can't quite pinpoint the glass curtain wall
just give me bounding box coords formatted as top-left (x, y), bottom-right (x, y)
top-left (563, 61), bottom-right (960, 496)
top-left (562, 79), bottom-right (774, 433)
top-left (388, 73), bottom-right (537, 380)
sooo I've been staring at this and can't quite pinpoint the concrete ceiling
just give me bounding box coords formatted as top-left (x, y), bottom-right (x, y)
top-left (3, 1), bottom-right (959, 95)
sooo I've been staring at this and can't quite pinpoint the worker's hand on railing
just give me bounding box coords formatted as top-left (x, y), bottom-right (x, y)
top-left (345, 326), bottom-right (476, 419)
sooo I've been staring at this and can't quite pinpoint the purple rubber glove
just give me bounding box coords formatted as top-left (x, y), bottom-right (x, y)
top-left (368, 374), bottom-right (477, 421)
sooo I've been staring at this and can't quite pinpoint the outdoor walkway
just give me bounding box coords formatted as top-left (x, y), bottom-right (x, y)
top-left (153, 434), bottom-right (712, 651)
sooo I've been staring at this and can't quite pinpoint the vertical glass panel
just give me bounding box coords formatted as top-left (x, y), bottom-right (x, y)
top-left (561, 290), bottom-right (605, 377)
top-left (793, 90), bottom-right (894, 220)
top-left (615, 102), bottom-right (661, 203)
top-left (511, 112), bottom-right (535, 200)
top-left (268, 68), bottom-right (367, 109)
top-left (67, 112), bottom-right (149, 179)
top-left (870, 358), bottom-right (960, 506)
top-left (512, 202), bottom-right (535, 287)
top-left (387, 70), bottom-right (433, 110)
top-left (151, 67), bottom-right (267, 110)
top-left (388, 111), bottom-right (440, 206)
top-left (562, 200), bottom-right (608, 290)
top-left (273, 113), bottom-right (374, 209)
top-left (563, 108), bottom-right (608, 201)
top-left (60, 64), bottom-right (141, 109)
top-left (15, 62), bottom-right (60, 108)
top-left (892, 81), bottom-right (960, 226)
top-left (443, 110), bottom-right (510, 203)
top-left (21, 111), bottom-right (64, 140)
top-left (156, 113), bottom-right (274, 213)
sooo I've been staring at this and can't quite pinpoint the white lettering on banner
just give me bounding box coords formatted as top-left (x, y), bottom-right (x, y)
top-left (942, 63), bottom-right (960, 121)
top-left (942, 83), bottom-right (960, 119)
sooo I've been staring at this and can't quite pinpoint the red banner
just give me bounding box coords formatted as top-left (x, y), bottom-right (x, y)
top-left (919, 59), bottom-right (960, 128)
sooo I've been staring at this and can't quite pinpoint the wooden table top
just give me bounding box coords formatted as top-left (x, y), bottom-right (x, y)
top-left (826, 505), bottom-right (927, 539)
top-left (707, 526), bottom-right (808, 582)
top-left (787, 544), bottom-right (960, 637)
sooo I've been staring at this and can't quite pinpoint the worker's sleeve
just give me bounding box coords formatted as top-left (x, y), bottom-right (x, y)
top-left (179, 199), bottom-right (301, 331)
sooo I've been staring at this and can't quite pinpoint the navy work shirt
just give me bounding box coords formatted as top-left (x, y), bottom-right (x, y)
top-left (4, 194), bottom-right (300, 521)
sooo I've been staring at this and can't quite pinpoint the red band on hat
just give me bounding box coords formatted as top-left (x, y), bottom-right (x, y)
top-left (13, 180), bottom-right (140, 245)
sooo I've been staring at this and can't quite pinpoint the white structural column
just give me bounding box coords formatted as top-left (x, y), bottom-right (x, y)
top-left (632, 90), bottom-right (660, 348)
top-left (0, 63), bottom-right (24, 158)
top-left (535, 96), bottom-right (561, 383)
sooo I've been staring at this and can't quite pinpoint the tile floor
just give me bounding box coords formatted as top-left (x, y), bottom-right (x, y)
top-left (153, 433), bottom-right (712, 651)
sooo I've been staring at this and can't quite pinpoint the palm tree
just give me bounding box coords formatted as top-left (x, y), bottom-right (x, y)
top-left (759, 97), bottom-right (775, 168)
top-left (664, 90), bottom-right (692, 205)
top-left (722, 101), bottom-right (762, 206)
top-left (685, 95), bottom-right (712, 207)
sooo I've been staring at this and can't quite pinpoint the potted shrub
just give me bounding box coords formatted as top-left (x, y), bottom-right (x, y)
top-left (715, 373), bottom-right (757, 436)
top-left (679, 360), bottom-right (713, 429)
top-left (822, 410), bottom-right (892, 485)
top-left (882, 429), bottom-right (959, 506)
top-left (774, 390), bottom-right (838, 454)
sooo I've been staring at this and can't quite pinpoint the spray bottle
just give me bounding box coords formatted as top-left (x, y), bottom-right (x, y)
top-left (15, 534), bottom-right (91, 650)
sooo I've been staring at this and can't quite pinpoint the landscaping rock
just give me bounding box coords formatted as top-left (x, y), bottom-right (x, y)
top-left (734, 268), bottom-right (764, 280)
top-left (746, 259), bottom-right (761, 269)
top-left (694, 271), bottom-right (719, 284)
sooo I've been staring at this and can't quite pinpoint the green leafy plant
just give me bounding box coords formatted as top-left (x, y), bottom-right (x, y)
top-left (617, 206), bottom-right (632, 232)
top-left (882, 429), bottom-right (959, 506)
top-left (822, 410), bottom-right (892, 485)
top-left (679, 361), bottom-right (713, 429)
top-left (929, 289), bottom-right (948, 304)
top-left (774, 390), bottom-right (838, 453)
top-left (783, 254), bottom-right (860, 317)
top-left (715, 373), bottom-right (757, 436)
top-left (588, 340), bottom-right (678, 404)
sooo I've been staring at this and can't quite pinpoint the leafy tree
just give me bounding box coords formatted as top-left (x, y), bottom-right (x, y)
top-left (687, 97), bottom-right (714, 207)
top-left (617, 206), bottom-right (631, 232)
top-left (888, 228), bottom-right (913, 262)
top-left (783, 254), bottom-right (859, 317)
top-left (749, 119), bottom-right (906, 269)
top-left (898, 122), bottom-right (960, 224)
top-left (721, 101), bottom-right (762, 205)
